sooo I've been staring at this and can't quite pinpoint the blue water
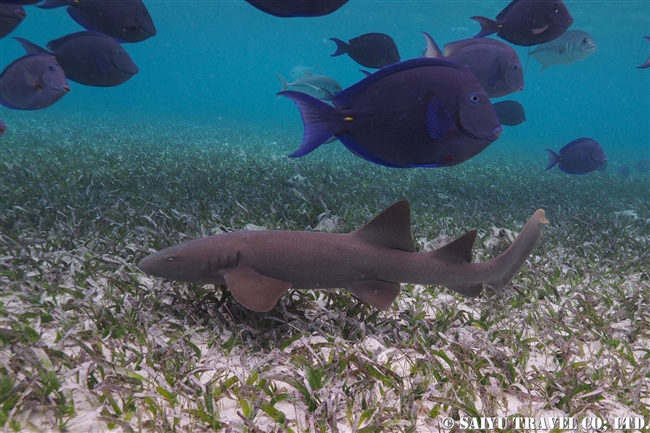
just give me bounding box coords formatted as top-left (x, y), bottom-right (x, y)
top-left (1, 0), bottom-right (649, 162)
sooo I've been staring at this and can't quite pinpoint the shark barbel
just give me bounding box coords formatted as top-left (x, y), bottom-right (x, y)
top-left (138, 200), bottom-right (548, 312)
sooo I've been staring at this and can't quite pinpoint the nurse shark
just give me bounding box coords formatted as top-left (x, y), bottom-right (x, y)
top-left (138, 201), bottom-right (548, 312)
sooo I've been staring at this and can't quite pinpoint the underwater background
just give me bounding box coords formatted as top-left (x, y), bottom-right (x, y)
top-left (1, 0), bottom-right (649, 162)
top-left (1, 1), bottom-right (650, 432)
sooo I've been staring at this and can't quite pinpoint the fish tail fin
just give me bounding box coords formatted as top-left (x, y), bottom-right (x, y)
top-left (544, 149), bottom-right (561, 170)
top-left (329, 38), bottom-right (350, 57)
top-left (278, 90), bottom-right (340, 157)
top-left (421, 31), bottom-right (444, 58)
top-left (470, 16), bottom-right (499, 38)
top-left (484, 210), bottom-right (548, 293)
top-left (36, 0), bottom-right (71, 9)
top-left (13, 37), bottom-right (49, 55)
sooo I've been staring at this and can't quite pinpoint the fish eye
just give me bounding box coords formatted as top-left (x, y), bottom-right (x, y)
top-left (48, 65), bottom-right (56, 71)
top-left (512, 65), bottom-right (518, 70)
top-left (469, 93), bottom-right (480, 103)
top-left (117, 50), bottom-right (123, 56)
top-left (581, 38), bottom-right (588, 45)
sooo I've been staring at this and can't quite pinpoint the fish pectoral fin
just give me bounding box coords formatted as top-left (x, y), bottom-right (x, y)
top-left (22, 68), bottom-right (39, 89)
top-left (488, 58), bottom-right (503, 84)
top-left (446, 283), bottom-right (484, 297)
top-left (95, 54), bottom-right (115, 74)
top-left (426, 95), bottom-right (456, 140)
top-left (530, 23), bottom-right (551, 35)
top-left (347, 280), bottom-right (400, 310)
top-left (223, 267), bottom-right (291, 312)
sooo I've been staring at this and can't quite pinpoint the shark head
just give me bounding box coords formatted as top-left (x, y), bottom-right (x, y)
top-left (138, 237), bottom-right (230, 284)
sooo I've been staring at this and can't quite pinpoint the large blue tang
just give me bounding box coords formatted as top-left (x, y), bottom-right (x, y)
top-left (280, 57), bottom-right (502, 168)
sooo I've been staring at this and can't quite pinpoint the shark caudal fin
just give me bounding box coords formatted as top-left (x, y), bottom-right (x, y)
top-left (484, 209), bottom-right (549, 293)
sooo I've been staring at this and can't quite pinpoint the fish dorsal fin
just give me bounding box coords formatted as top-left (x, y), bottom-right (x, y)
top-left (429, 230), bottom-right (477, 263)
top-left (13, 37), bottom-right (49, 55)
top-left (422, 31), bottom-right (444, 58)
top-left (352, 200), bottom-right (415, 252)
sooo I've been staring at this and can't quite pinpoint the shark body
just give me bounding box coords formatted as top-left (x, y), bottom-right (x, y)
top-left (138, 201), bottom-right (548, 312)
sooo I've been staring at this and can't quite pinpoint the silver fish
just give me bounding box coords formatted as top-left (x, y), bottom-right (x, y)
top-left (277, 71), bottom-right (342, 101)
top-left (529, 30), bottom-right (596, 70)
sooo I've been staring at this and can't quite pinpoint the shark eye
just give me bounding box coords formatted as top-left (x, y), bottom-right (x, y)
top-left (167, 257), bottom-right (174, 262)
top-left (469, 93), bottom-right (480, 104)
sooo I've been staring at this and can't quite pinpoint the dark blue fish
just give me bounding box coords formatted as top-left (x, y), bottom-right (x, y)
top-left (330, 33), bottom-right (400, 69)
top-left (0, 50), bottom-right (70, 110)
top-left (471, 0), bottom-right (574, 47)
top-left (492, 100), bottom-right (526, 126)
top-left (1, 3), bottom-right (25, 39)
top-left (15, 33), bottom-right (138, 87)
top-left (634, 159), bottom-right (649, 172)
top-left (38, 0), bottom-right (156, 43)
top-left (0, 119), bottom-right (6, 137)
top-left (545, 138), bottom-right (607, 174)
top-left (0, 0), bottom-right (40, 4)
top-left (638, 36), bottom-right (650, 69)
top-left (280, 58), bottom-right (502, 168)
top-left (423, 32), bottom-right (524, 98)
top-left (245, 0), bottom-right (347, 17)
top-left (614, 164), bottom-right (630, 178)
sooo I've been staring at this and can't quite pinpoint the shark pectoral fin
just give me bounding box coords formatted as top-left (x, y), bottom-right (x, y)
top-left (347, 280), bottom-right (400, 310)
top-left (446, 283), bottom-right (484, 298)
top-left (223, 267), bottom-right (291, 312)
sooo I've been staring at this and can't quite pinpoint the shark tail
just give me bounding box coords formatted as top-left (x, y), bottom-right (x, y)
top-left (484, 209), bottom-right (549, 293)
top-left (279, 90), bottom-right (341, 157)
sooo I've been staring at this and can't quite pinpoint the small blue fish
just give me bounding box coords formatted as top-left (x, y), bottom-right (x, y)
top-left (492, 100), bottom-right (526, 126)
top-left (634, 159), bottom-right (649, 172)
top-left (330, 33), bottom-right (400, 69)
top-left (423, 32), bottom-right (524, 98)
top-left (245, 0), bottom-right (347, 17)
top-left (471, 0), bottom-right (574, 47)
top-left (0, 49), bottom-right (70, 110)
top-left (638, 36), bottom-right (650, 69)
top-left (15, 33), bottom-right (139, 87)
top-left (545, 138), bottom-right (607, 174)
top-left (1, 3), bottom-right (26, 39)
top-left (38, 0), bottom-right (156, 43)
top-left (280, 57), bottom-right (502, 168)
top-left (613, 164), bottom-right (630, 178)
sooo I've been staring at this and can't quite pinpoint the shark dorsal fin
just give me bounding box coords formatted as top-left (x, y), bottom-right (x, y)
top-left (352, 200), bottom-right (415, 252)
top-left (429, 230), bottom-right (477, 263)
